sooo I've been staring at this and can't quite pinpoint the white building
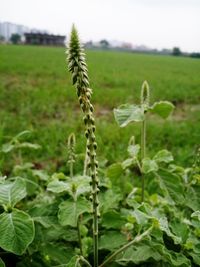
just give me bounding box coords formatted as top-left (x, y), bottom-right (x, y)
top-left (0, 22), bottom-right (29, 41)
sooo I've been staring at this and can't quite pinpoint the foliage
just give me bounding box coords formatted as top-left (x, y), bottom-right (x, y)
top-left (10, 34), bottom-right (21, 44)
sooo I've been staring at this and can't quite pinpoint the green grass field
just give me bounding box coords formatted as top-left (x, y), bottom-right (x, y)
top-left (0, 45), bottom-right (200, 173)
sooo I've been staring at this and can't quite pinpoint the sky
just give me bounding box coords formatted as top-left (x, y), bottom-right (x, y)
top-left (0, 0), bottom-right (200, 52)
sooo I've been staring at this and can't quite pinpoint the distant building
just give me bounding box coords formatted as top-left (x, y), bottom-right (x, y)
top-left (24, 33), bottom-right (65, 46)
top-left (0, 22), bottom-right (29, 41)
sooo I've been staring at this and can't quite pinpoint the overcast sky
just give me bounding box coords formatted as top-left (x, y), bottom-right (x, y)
top-left (0, 0), bottom-right (200, 52)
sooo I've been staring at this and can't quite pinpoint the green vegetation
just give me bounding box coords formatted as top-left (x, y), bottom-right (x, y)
top-left (0, 27), bottom-right (200, 266)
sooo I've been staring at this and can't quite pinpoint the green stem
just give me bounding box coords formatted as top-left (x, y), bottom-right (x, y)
top-left (141, 115), bottom-right (146, 202)
top-left (77, 215), bottom-right (83, 256)
top-left (99, 226), bottom-right (152, 267)
top-left (70, 161), bottom-right (73, 178)
top-left (83, 145), bottom-right (89, 176)
top-left (79, 256), bottom-right (92, 267)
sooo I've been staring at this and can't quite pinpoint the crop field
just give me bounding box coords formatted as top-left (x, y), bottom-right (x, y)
top-left (0, 41), bottom-right (200, 267)
top-left (0, 45), bottom-right (200, 172)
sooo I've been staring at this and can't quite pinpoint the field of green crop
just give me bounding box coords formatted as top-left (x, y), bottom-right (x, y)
top-left (0, 45), bottom-right (200, 173)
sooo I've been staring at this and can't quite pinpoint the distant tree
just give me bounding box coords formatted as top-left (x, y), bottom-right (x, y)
top-left (100, 39), bottom-right (110, 48)
top-left (190, 52), bottom-right (200, 59)
top-left (0, 35), bottom-right (5, 43)
top-left (172, 47), bottom-right (182, 56)
top-left (10, 34), bottom-right (21, 44)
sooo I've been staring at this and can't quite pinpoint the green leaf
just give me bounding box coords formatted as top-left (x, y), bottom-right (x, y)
top-left (154, 149), bottom-right (174, 163)
top-left (127, 144), bottom-right (140, 158)
top-left (158, 217), bottom-right (181, 244)
top-left (0, 258), bottom-right (5, 267)
top-left (47, 175), bottom-right (91, 199)
top-left (0, 209), bottom-right (35, 255)
top-left (99, 231), bottom-right (127, 251)
top-left (1, 143), bottom-right (15, 153)
top-left (122, 158), bottom-right (134, 169)
top-left (101, 210), bottom-right (126, 229)
top-left (142, 158), bottom-right (158, 174)
top-left (114, 104), bottom-right (144, 127)
top-left (58, 198), bottom-right (91, 227)
top-left (99, 189), bottom-right (123, 213)
top-left (156, 170), bottom-right (185, 205)
top-left (0, 178), bottom-right (26, 207)
top-left (106, 163), bottom-right (124, 184)
top-left (185, 186), bottom-right (200, 211)
top-left (150, 101), bottom-right (174, 119)
top-left (66, 256), bottom-right (81, 267)
top-left (16, 142), bottom-right (41, 150)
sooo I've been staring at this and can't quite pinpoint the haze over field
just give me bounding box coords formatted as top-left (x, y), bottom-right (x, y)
top-left (0, 0), bottom-right (200, 52)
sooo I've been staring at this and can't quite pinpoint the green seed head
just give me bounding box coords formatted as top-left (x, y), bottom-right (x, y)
top-left (141, 80), bottom-right (150, 111)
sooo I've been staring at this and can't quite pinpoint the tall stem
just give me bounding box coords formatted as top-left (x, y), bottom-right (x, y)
top-left (83, 144), bottom-right (89, 176)
top-left (70, 161), bottom-right (73, 178)
top-left (77, 215), bottom-right (83, 256)
top-left (141, 115), bottom-right (146, 202)
top-left (99, 226), bottom-right (152, 267)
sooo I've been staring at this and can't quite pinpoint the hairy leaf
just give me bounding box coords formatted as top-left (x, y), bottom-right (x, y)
top-left (142, 158), bottom-right (158, 174)
top-left (0, 178), bottom-right (26, 207)
top-left (58, 198), bottom-right (91, 227)
top-left (99, 231), bottom-right (127, 251)
top-left (0, 209), bottom-right (35, 255)
top-left (114, 104), bottom-right (144, 127)
top-left (154, 149), bottom-right (174, 163)
top-left (150, 101), bottom-right (174, 119)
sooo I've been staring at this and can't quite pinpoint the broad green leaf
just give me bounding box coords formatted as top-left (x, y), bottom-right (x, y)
top-left (154, 149), bottom-right (174, 163)
top-left (40, 243), bottom-right (75, 265)
top-left (170, 219), bottom-right (189, 243)
top-left (66, 256), bottom-right (81, 267)
top-left (191, 210), bottom-right (200, 221)
top-left (185, 186), bottom-right (200, 211)
top-left (106, 163), bottom-right (124, 185)
top-left (99, 189), bottom-right (123, 213)
top-left (99, 231), bottom-right (127, 251)
top-left (127, 144), bottom-right (140, 158)
top-left (142, 158), bottom-right (158, 174)
top-left (127, 208), bottom-right (150, 225)
top-left (122, 158), bottom-right (134, 169)
top-left (58, 198), bottom-right (91, 227)
top-left (158, 217), bottom-right (181, 244)
top-left (47, 175), bottom-right (91, 199)
top-left (47, 179), bottom-right (71, 193)
top-left (0, 258), bottom-right (5, 267)
top-left (150, 101), bottom-right (174, 119)
top-left (114, 104), bottom-right (144, 127)
top-left (116, 243), bottom-right (161, 264)
top-left (156, 170), bottom-right (185, 205)
top-left (0, 178), bottom-right (26, 207)
top-left (116, 240), bottom-right (191, 266)
top-left (0, 209), bottom-right (35, 255)
top-left (1, 143), bottom-right (15, 153)
top-left (101, 210), bottom-right (126, 229)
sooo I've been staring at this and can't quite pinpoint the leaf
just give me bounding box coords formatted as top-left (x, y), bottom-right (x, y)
top-left (106, 163), bottom-right (124, 184)
top-left (1, 143), bottom-right (15, 153)
top-left (0, 259), bottom-right (5, 267)
top-left (142, 158), bottom-right (158, 174)
top-left (156, 170), bottom-right (185, 205)
top-left (47, 175), bottom-right (91, 199)
top-left (0, 209), bottom-right (35, 255)
top-left (150, 101), bottom-right (174, 119)
top-left (191, 210), bottom-right (200, 221)
top-left (66, 256), bottom-right (81, 267)
top-left (58, 198), bottom-right (91, 227)
top-left (0, 178), bottom-right (26, 207)
top-left (99, 189), bottom-right (123, 213)
top-left (128, 144), bottom-right (140, 158)
top-left (114, 104), bottom-right (144, 127)
top-left (99, 231), bottom-right (127, 251)
top-left (16, 142), bottom-right (41, 150)
top-left (185, 186), bottom-right (200, 211)
top-left (154, 150), bottom-right (174, 163)
top-left (122, 158), bottom-right (134, 169)
top-left (101, 210), bottom-right (126, 229)
top-left (158, 217), bottom-right (181, 244)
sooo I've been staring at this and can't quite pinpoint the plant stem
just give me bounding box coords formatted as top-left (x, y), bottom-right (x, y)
top-left (141, 115), bottom-right (146, 202)
top-left (99, 226), bottom-right (152, 267)
top-left (83, 144), bottom-right (89, 176)
top-left (77, 215), bottom-right (83, 256)
top-left (70, 161), bottom-right (73, 178)
top-left (79, 256), bottom-right (92, 267)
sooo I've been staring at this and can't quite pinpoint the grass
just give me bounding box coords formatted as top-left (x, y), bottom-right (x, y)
top-left (0, 45), bottom-right (200, 173)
